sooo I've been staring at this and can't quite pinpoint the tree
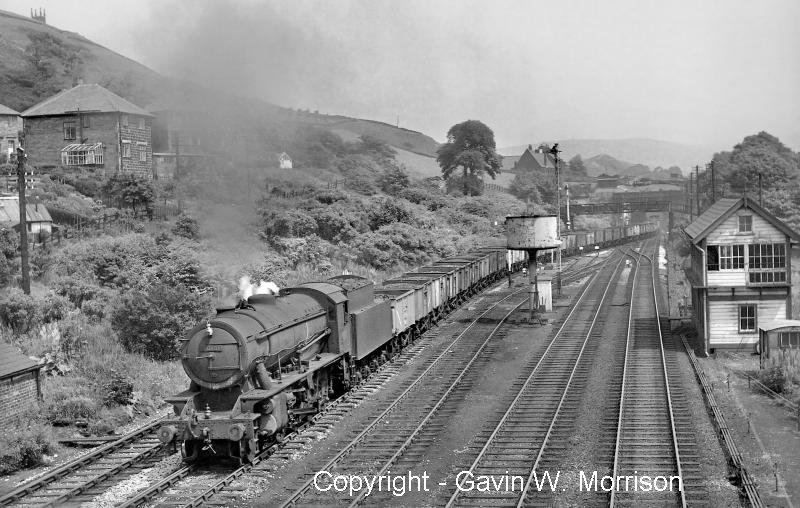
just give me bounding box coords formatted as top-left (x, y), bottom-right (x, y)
top-left (378, 164), bottom-right (410, 195)
top-left (102, 175), bottom-right (155, 217)
top-left (720, 132), bottom-right (798, 192)
top-left (0, 227), bottom-right (19, 286)
top-left (568, 154), bottom-right (587, 176)
top-left (436, 120), bottom-right (502, 196)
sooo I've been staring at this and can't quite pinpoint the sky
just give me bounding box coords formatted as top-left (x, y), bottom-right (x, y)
top-left (4, 0), bottom-right (799, 150)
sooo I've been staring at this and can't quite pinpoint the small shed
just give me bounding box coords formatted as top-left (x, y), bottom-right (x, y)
top-left (278, 152), bottom-right (292, 169)
top-left (758, 319), bottom-right (800, 369)
top-left (536, 275), bottom-right (553, 312)
top-left (0, 342), bottom-right (42, 427)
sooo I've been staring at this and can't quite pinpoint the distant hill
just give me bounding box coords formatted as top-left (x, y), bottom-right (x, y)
top-left (501, 138), bottom-right (715, 174)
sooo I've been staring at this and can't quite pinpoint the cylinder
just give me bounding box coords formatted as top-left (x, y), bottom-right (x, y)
top-left (505, 215), bottom-right (559, 250)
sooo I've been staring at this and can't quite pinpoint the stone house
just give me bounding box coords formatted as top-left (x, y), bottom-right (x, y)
top-left (0, 342), bottom-right (42, 427)
top-left (0, 103), bottom-right (23, 164)
top-left (684, 197), bottom-right (800, 353)
top-left (21, 84), bottom-right (153, 178)
top-left (510, 144), bottom-right (559, 177)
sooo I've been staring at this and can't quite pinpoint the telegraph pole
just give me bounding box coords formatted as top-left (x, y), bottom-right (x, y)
top-left (16, 147), bottom-right (30, 294)
top-left (709, 160), bottom-right (716, 202)
top-left (695, 165), bottom-right (700, 214)
top-left (549, 143), bottom-right (562, 297)
top-left (688, 173), bottom-right (694, 220)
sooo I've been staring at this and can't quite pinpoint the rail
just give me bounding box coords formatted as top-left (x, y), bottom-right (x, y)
top-left (444, 251), bottom-right (626, 507)
top-left (609, 244), bottom-right (686, 507)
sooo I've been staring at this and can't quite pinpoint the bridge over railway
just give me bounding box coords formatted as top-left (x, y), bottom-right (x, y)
top-left (561, 200), bottom-right (690, 217)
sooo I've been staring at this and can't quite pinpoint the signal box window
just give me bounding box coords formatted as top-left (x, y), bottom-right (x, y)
top-left (719, 244), bottom-right (744, 269)
top-left (739, 215), bottom-right (752, 232)
top-left (739, 304), bottom-right (756, 333)
top-left (707, 245), bottom-right (719, 271)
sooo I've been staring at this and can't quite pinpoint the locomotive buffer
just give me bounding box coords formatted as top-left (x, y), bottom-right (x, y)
top-left (505, 215), bottom-right (561, 323)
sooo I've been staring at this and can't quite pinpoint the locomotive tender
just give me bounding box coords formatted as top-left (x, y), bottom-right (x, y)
top-left (158, 223), bottom-right (657, 463)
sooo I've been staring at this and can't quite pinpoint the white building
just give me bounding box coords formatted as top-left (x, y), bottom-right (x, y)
top-left (684, 197), bottom-right (799, 353)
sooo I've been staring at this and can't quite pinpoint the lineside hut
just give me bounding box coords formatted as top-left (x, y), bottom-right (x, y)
top-left (683, 197), bottom-right (800, 354)
top-left (0, 343), bottom-right (42, 427)
top-left (758, 319), bottom-right (800, 369)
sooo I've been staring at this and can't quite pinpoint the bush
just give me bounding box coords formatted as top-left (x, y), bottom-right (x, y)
top-left (240, 253), bottom-right (291, 287)
top-left (39, 293), bottom-right (74, 324)
top-left (314, 205), bottom-right (365, 243)
top-left (172, 213), bottom-right (200, 240)
top-left (272, 235), bottom-right (332, 271)
top-left (46, 394), bottom-right (99, 423)
top-left (263, 209), bottom-right (318, 238)
top-left (757, 365), bottom-right (786, 393)
top-left (345, 176), bottom-right (378, 196)
top-left (53, 276), bottom-right (103, 307)
top-left (350, 231), bottom-right (403, 270)
top-left (314, 188), bottom-right (348, 204)
top-left (101, 370), bottom-right (135, 406)
top-left (0, 421), bottom-right (58, 475)
top-left (378, 165), bottom-right (410, 195)
top-left (81, 299), bottom-right (106, 322)
top-left (111, 283), bottom-right (212, 361)
top-left (367, 199), bottom-right (413, 230)
top-left (0, 288), bottom-right (41, 333)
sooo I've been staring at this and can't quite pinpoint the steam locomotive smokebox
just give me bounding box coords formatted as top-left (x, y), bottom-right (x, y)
top-left (505, 215), bottom-right (559, 250)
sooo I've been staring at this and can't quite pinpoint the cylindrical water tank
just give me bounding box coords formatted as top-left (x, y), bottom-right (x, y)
top-left (505, 215), bottom-right (560, 250)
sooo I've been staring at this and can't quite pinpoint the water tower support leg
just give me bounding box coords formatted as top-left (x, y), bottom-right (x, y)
top-left (529, 254), bottom-right (539, 323)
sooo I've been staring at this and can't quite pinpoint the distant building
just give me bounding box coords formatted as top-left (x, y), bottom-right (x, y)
top-left (0, 342), bottom-right (41, 428)
top-left (0, 196), bottom-right (53, 241)
top-left (148, 98), bottom-right (227, 179)
top-left (30, 7), bottom-right (46, 24)
top-left (511, 144), bottom-right (559, 177)
top-left (22, 84), bottom-right (153, 178)
top-left (0, 103), bottom-right (22, 164)
top-left (278, 152), bottom-right (292, 169)
top-left (595, 173), bottom-right (621, 188)
top-left (684, 197), bottom-right (800, 354)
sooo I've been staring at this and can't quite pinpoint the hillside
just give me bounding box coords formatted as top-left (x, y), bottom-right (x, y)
top-left (0, 9), bottom-right (166, 111)
top-left (501, 138), bottom-right (715, 173)
top-left (0, 9), bottom-right (439, 160)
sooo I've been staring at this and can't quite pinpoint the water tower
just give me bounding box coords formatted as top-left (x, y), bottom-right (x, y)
top-left (506, 215), bottom-right (561, 322)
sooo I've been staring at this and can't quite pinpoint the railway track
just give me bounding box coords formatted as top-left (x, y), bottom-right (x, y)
top-left (441, 247), bottom-right (630, 507)
top-left (0, 418), bottom-right (170, 507)
top-left (115, 267), bottom-right (562, 508)
top-left (0, 255), bottom-right (609, 508)
top-left (609, 243), bottom-right (706, 506)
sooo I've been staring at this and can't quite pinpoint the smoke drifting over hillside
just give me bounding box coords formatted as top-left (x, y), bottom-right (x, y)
top-left (135, 1), bottom-right (354, 112)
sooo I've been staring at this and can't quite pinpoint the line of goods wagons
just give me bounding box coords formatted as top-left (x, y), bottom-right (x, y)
top-left (368, 222), bottom-right (656, 355)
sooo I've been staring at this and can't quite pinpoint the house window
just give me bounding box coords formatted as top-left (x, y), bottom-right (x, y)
top-left (739, 215), bottom-right (752, 232)
top-left (739, 304), bottom-right (757, 333)
top-left (138, 117), bottom-right (145, 129)
top-left (122, 140), bottom-right (131, 158)
top-left (137, 142), bottom-right (147, 162)
top-left (63, 121), bottom-right (76, 140)
top-left (719, 245), bottom-right (744, 269)
top-left (778, 331), bottom-right (800, 348)
top-left (748, 244), bottom-right (786, 269)
top-left (121, 114), bottom-right (129, 127)
top-left (82, 115), bottom-right (90, 128)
